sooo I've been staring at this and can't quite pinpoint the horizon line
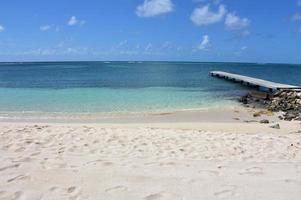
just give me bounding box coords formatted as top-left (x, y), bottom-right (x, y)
top-left (0, 60), bottom-right (301, 65)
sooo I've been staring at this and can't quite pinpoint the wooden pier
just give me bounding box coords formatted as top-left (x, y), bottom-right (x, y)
top-left (210, 71), bottom-right (301, 92)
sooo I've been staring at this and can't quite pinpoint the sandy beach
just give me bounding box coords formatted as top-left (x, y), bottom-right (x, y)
top-left (0, 107), bottom-right (301, 200)
top-left (1, 0), bottom-right (301, 199)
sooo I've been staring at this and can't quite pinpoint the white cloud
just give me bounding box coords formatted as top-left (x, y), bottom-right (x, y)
top-left (136, 0), bottom-right (174, 17)
top-left (67, 16), bottom-right (86, 26)
top-left (40, 25), bottom-right (51, 31)
top-left (68, 16), bottom-right (78, 26)
top-left (225, 13), bottom-right (249, 31)
top-left (292, 13), bottom-right (301, 21)
top-left (190, 4), bottom-right (226, 26)
top-left (198, 34), bottom-right (210, 50)
top-left (145, 43), bottom-right (152, 51)
top-left (0, 25), bottom-right (4, 32)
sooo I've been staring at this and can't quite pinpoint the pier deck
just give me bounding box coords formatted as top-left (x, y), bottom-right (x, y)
top-left (210, 71), bottom-right (301, 91)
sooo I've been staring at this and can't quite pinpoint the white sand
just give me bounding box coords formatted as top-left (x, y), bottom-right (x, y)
top-left (0, 118), bottom-right (301, 200)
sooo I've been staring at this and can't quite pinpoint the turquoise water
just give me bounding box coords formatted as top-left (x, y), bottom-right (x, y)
top-left (0, 87), bottom-right (232, 113)
top-left (0, 61), bottom-right (300, 113)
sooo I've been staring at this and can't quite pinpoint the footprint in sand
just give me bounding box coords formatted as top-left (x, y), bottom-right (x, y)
top-left (85, 159), bottom-right (103, 165)
top-left (68, 186), bottom-right (84, 200)
top-left (214, 190), bottom-right (235, 198)
top-left (14, 146), bottom-right (26, 153)
top-left (31, 152), bottom-right (41, 156)
top-left (239, 167), bottom-right (263, 175)
top-left (144, 192), bottom-right (178, 200)
top-left (49, 186), bottom-right (60, 192)
top-left (15, 157), bottom-right (31, 163)
top-left (214, 185), bottom-right (237, 199)
top-left (67, 186), bottom-right (81, 195)
top-left (68, 186), bottom-right (77, 193)
top-left (105, 186), bottom-right (128, 193)
top-left (7, 174), bottom-right (30, 183)
top-left (48, 186), bottom-right (82, 199)
top-left (85, 160), bottom-right (114, 167)
top-left (0, 164), bottom-right (20, 172)
top-left (92, 139), bottom-right (100, 144)
top-left (1, 191), bottom-right (25, 200)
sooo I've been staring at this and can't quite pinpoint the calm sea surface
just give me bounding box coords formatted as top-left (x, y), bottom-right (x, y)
top-left (0, 61), bottom-right (300, 113)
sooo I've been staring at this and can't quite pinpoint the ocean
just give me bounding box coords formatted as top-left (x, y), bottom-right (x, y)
top-left (0, 61), bottom-right (300, 113)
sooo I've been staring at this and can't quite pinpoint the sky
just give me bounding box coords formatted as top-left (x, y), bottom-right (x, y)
top-left (0, 0), bottom-right (301, 63)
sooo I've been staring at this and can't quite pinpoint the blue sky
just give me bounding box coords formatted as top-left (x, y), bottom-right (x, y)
top-left (0, 0), bottom-right (301, 63)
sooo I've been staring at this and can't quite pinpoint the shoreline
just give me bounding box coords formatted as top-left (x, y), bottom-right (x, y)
top-left (0, 104), bottom-right (300, 134)
top-left (0, 104), bottom-right (259, 123)
top-left (0, 99), bottom-right (239, 117)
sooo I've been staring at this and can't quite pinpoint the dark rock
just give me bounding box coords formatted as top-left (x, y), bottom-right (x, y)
top-left (260, 119), bottom-right (269, 124)
top-left (283, 113), bottom-right (298, 121)
top-left (240, 96), bottom-right (248, 104)
top-left (244, 120), bottom-right (258, 123)
top-left (294, 116), bottom-right (301, 121)
top-left (270, 124), bottom-right (280, 129)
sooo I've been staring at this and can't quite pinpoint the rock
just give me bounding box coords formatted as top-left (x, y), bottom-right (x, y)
top-left (253, 112), bottom-right (261, 117)
top-left (294, 116), bottom-right (301, 121)
top-left (240, 96), bottom-right (248, 104)
top-left (260, 119), bottom-right (269, 124)
top-left (270, 124), bottom-right (280, 129)
top-left (244, 120), bottom-right (258, 123)
top-left (240, 89), bottom-right (301, 121)
top-left (283, 113), bottom-right (298, 121)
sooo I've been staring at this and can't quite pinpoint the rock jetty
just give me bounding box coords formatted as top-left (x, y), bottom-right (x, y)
top-left (240, 89), bottom-right (301, 121)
